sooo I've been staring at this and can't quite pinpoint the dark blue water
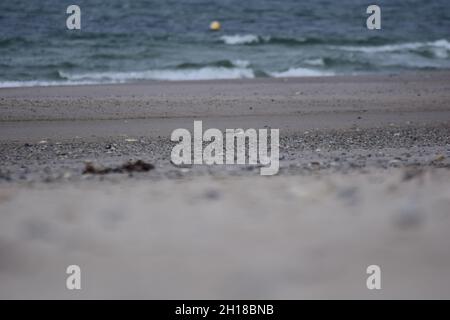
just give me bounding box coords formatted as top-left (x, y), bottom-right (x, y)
top-left (0, 0), bottom-right (449, 86)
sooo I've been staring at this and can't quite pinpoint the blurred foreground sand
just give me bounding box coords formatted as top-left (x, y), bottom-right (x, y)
top-left (1, 169), bottom-right (450, 299)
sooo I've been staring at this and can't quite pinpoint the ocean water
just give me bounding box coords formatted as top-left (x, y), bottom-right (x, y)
top-left (0, 0), bottom-right (449, 87)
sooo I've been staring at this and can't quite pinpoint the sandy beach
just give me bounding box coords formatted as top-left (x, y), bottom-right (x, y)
top-left (1, 72), bottom-right (450, 299)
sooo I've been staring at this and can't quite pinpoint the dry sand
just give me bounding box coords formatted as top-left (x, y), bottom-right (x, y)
top-left (0, 72), bottom-right (450, 299)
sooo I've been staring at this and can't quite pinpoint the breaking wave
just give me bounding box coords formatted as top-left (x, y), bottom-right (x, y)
top-left (58, 66), bottom-right (255, 82)
top-left (270, 67), bottom-right (334, 78)
top-left (220, 34), bottom-right (261, 45)
top-left (219, 34), bottom-right (323, 46)
top-left (337, 39), bottom-right (450, 59)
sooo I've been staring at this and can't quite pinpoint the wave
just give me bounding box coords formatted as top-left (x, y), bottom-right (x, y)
top-left (0, 80), bottom-right (98, 88)
top-left (174, 59), bottom-right (250, 69)
top-left (337, 39), bottom-right (450, 58)
top-left (303, 58), bottom-right (326, 67)
top-left (0, 66), bottom-right (335, 88)
top-left (58, 66), bottom-right (255, 82)
top-left (270, 67), bottom-right (334, 78)
top-left (220, 34), bottom-right (260, 45)
top-left (219, 35), bottom-right (450, 61)
top-left (219, 34), bottom-right (324, 46)
top-left (219, 35), bottom-right (408, 47)
top-left (0, 68), bottom-right (254, 87)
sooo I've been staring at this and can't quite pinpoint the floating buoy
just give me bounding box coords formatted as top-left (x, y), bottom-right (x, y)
top-left (209, 21), bottom-right (221, 31)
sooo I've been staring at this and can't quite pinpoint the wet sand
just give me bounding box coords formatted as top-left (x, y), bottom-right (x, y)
top-left (1, 72), bottom-right (450, 141)
top-left (0, 72), bottom-right (450, 299)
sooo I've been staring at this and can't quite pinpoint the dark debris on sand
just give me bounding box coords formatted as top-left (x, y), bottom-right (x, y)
top-left (83, 160), bottom-right (154, 175)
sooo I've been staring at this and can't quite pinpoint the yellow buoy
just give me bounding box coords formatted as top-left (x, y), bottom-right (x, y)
top-left (209, 21), bottom-right (221, 31)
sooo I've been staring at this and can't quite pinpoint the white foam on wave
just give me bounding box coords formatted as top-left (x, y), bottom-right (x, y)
top-left (338, 39), bottom-right (450, 57)
top-left (59, 67), bottom-right (255, 82)
top-left (270, 67), bottom-right (334, 78)
top-left (232, 59), bottom-right (251, 68)
top-left (303, 58), bottom-right (325, 66)
top-left (0, 64), bottom-right (339, 88)
top-left (0, 80), bottom-right (98, 88)
top-left (220, 34), bottom-right (260, 45)
top-left (0, 66), bottom-right (255, 88)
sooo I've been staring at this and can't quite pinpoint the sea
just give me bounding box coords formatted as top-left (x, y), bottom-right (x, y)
top-left (0, 0), bottom-right (449, 87)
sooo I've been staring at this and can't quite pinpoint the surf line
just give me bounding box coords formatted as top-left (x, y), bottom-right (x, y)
top-left (170, 120), bottom-right (279, 175)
